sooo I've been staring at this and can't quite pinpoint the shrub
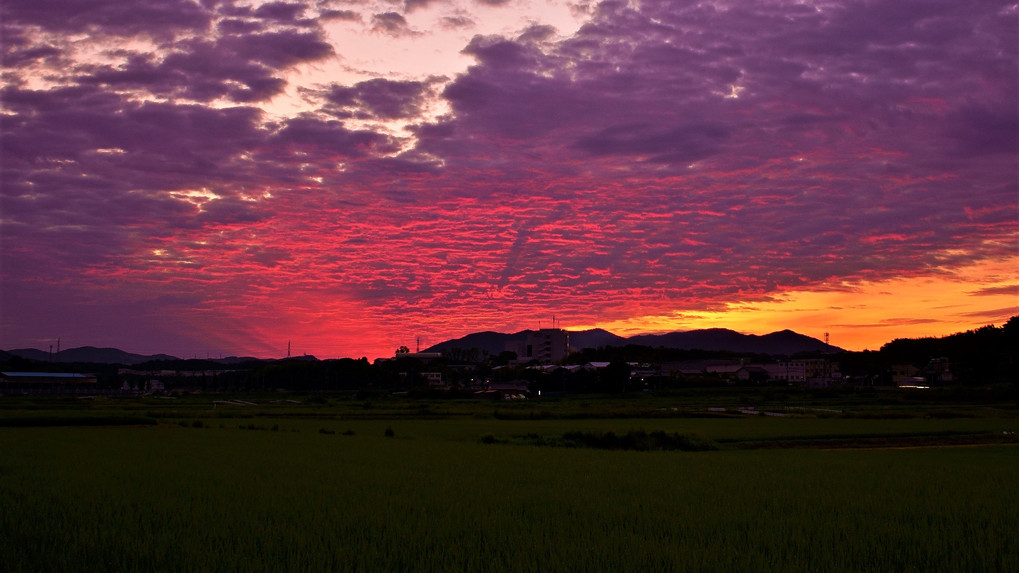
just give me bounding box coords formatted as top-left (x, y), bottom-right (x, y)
top-left (507, 430), bottom-right (720, 452)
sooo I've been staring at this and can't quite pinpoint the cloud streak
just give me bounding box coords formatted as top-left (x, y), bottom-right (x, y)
top-left (1, 0), bottom-right (1016, 357)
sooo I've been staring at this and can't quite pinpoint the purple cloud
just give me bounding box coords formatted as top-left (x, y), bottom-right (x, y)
top-left (440, 15), bottom-right (475, 30)
top-left (253, 2), bottom-right (306, 23)
top-left (320, 9), bottom-right (361, 22)
top-left (422, 0), bottom-right (1017, 288)
top-left (1, 0), bottom-right (1016, 358)
top-left (946, 105), bottom-right (1019, 156)
top-left (968, 285), bottom-right (1019, 297)
top-left (220, 30), bottom-right (334, 68)
top-left (573, 122), bottom-right (731, 164)
top-left (404, 0), bottom-right (437, 12)
top-left (72, 26), bottom-right (333, 103)
top-left (217, 18), bottom-right (264, 34)
top-left (1, 43), bottom-right (62, 67)
top-left (268, 117), bottom-right (400, 159)
top-left (78, 49), bottom-right (288, 103)
top-left (371, 12), bottom-right (415, 36)
top-left (1, 0), bottom-right (211, 37)
top-left (323, 79), bottom-right (432, 119)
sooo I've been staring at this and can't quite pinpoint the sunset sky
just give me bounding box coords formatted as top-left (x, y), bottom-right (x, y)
top-left (2, 0), bottom-right (1016, 360)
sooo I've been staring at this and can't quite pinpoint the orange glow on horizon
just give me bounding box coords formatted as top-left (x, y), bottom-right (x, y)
top-left (573, 257), bottom-right (1018, 352)
top-left (3, 1), bottom-right (1014, 362)
top-left (174, 257), bottom-right (1019, 360)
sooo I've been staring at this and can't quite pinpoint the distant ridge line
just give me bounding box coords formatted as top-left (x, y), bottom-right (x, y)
top-left (2, 328), bottom-right (838, 364)
top-left (426, 327), bottom-right (840, 356)
top-left (0, 346), bottom-right (261, 366)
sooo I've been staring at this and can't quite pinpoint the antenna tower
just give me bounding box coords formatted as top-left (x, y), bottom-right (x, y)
top-left (287, 340), bottom-right (291, 358)
top-left (824, 332), bottom-right (830, 347)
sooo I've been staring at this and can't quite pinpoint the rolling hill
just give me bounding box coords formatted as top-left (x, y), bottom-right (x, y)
top-left (4, 346), bottom-right (180, 365)
top-left (427, 327), bottom-right (838, 357)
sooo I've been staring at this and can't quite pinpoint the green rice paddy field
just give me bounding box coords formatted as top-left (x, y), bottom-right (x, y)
top-left (1, 394), bottom-right (1017, 572)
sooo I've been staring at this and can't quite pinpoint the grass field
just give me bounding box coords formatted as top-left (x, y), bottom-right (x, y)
top-left (2, 393), bottom-right (1017, 571)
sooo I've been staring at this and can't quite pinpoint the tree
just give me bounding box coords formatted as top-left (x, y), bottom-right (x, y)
top-left (601, 361), bottom-right (632, 393)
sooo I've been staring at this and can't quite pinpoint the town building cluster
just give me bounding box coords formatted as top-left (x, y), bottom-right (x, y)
top-left (0, 325), bottom-right (973, 396)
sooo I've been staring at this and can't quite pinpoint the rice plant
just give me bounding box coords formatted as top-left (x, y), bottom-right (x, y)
top-left (2, 421), bottom-right (1016, 572)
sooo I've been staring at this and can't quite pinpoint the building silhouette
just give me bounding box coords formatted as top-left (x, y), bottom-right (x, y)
top-left (507, 328), bottom-right (570, 363)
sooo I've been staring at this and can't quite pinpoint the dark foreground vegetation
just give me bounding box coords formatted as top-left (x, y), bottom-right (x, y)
top-left (2, 389), bottom-right (1017, 572)
top-left (483, 429), bottom-right (724, 451)
top-left (2, 320), bottom-right (1016, 571)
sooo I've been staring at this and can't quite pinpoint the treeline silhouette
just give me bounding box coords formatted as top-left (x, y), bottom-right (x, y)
top-left (838, 316), bottom-right (1017, 385)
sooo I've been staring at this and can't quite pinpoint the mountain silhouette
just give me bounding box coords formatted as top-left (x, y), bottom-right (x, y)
top-left (569, 328), bottom-right (628, 349)
top-left (427, 327), bottom-right (837, 356)
top-left (5, 328), bottom-right (838, 366)
top-left (4, 346), bottom-right (179, 365)
top-left (627, 328), bottom-right (834, 354)
top-left (425, 330), bottom-right (530, 356)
